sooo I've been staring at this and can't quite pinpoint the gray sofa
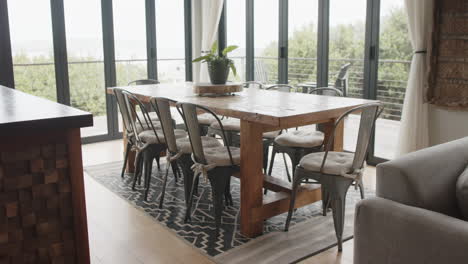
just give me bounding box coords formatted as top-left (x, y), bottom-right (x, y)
top-left (354, 137), bottom-right (468, 264)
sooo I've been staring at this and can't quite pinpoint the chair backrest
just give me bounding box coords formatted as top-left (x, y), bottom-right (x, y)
top-left (150, 97), bottom-right (178, 153)
top-left (121, 90), bottom-right (162, 147)
top-left (254, 60), bottom-right (269, 83)
top-left (308, 87), bottom-right (343, 97)
top-left (321, 102), bottom-right (383, 173)
top-left (266, 84), bottom-right (295, 92)
top-left (113, 88), bottom-right (133, 136)
top-left (243, 81), bottom-right (264, 89)
top-left (334, 63), bottom-right (351, 96)
top-left (128, 79), bottom-right (160, 86)
top-left (176, 102), bottom-right (235, 166)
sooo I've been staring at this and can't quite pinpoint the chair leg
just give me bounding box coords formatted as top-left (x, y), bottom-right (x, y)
top-left (328, 178), bottom-right (353, 252)
top-left (282, 153), bottom-right (292, 182)
top-left (285, 176), bottom-right (303, 231)
top-left (224, 176), bottom-right (233, 206)
top-left (159, 162), bottom-right (171, 208)
top-left (156, 156), bottom-right (161, 170)
top-left (132, 153), bottom-right (143, 190)
top-left (262, 142), bottom-right (270, 174)
top-left (121, 142), bottom-right (131, 178)
top-left (170, 160), bottom-right (179, 183)
top-left (265, 148), bottom-right (277, 194)
top-left (322, 185), bottom-right (331, 216)
top-left (209, 174), bottom-right (230, 237)
top-left (357, 180), bottom-right (365, 199)
top-left (185, 173), bottom-right (200, 223)
top-left (143, 156), bottom-right (153, 201)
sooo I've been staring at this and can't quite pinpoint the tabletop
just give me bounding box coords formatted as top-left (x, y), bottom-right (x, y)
top-left (108, 82), bottom-right (376, 128)
top-left (0, 85), bottom-right (93, 134)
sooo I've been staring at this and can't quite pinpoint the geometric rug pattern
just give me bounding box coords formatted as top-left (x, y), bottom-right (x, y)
top-left (85, 160), bottom-right (368, 258)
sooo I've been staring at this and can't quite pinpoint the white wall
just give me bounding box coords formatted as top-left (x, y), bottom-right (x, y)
top-left (429, 105), bottom-right (468, 146)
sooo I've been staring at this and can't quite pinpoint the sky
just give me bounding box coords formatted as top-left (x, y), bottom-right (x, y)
top-left (7, 0), bottom-right (405, 59)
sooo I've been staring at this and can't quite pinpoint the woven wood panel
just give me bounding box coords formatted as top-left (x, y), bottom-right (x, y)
top-left (428, 0), bottom-right (468, 108)
top-left (0, 144), bottom-right (76, 263)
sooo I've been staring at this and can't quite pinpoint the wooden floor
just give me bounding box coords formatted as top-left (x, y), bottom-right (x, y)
top-left (82, 140), bottom-right (376, 264)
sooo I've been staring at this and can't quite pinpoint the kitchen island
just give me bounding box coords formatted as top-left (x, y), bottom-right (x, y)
top-left (0, 86), bottom-right (93, 263)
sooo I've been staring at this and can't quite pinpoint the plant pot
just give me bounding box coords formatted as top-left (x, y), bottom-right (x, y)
top-left (208, 59), bottom-right (230, 85)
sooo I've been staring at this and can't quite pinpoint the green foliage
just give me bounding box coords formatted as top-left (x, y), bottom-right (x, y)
top-left (192, 41), bottom-right (239, 76)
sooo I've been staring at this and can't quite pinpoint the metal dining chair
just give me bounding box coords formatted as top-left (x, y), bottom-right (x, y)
top-left (150, 97), bottom-right (221, 208)
top-left (284, 102), bottom-right (383, 252)
top-left (176, 102), bottom-right (240, 237)
top-left (267, 87), bottom-right (343, 182)
top-left (121, 90), bottom-right (186, 201)
top-left (128, 79), bottom-right (160, 85)
top-left (128, 79), bottom-right (161, 121)
top-left (265, 84), bottom-right (296, 92)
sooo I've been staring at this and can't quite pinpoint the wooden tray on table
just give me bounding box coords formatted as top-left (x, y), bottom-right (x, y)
top-left (193, 83), bottom-right (243, 96)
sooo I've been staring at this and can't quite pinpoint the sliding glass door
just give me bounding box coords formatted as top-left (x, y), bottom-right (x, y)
top-left (64, 0), bottom-right (108, 138)
top-left (7, 0), bottom-right (57, 101)
top-left (329, 0), bottom-right (367, 153)
top-left (374, 0), bottom-right (411, 160)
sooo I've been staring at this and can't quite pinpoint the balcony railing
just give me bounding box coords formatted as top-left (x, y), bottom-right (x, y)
top-left (13, 56), bottom-right (410, 122)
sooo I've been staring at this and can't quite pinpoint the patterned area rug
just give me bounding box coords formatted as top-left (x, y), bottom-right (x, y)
top-left (85, 159), bottom-right (372, 262)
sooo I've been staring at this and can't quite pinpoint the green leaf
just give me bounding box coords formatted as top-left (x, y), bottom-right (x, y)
top-left (192, 55), bottom-right (211, 63)
top-left (210, 41), bottom-right (218, 55)
top-left (222, 45), bottom-right (239, 56)
top-left (229, 62), bottom-right (237, 77)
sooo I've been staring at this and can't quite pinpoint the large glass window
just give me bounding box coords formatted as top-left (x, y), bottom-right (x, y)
top-left (329, 0), bottom-right (367, 153)
top-left (65, 0), bottom-right (107, 137)
top-left (254, 0), bottom-right (279, 84)
top-left (8, 0), bottom-right (57, 101)
top-left (113, 0), bottom-right (148, 86)
top-left (156, 0), bottom-right (186, 83)
top-left (226, 0), bottom-right (246, 82)
top-left (375, 0), bottom-right (411, 159)
top-left (288, 0), bottom-right (319, 85)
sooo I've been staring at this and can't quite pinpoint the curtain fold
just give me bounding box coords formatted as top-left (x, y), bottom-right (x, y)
top-left (191, 0), bottom-right (224, 83)
top-left (395, 0), bottom-right (434, 156)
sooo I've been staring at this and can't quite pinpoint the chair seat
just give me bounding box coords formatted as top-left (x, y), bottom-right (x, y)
top-left (274, 130), bottom-right (324, 148)
top-left (210, 119), bottom-right (240, 131)
top-left (139, 129), bottom-right (187, 144)
top-left (176, 136), bottom-right (222, 154)
top-left (197, 113), bottom-right (218, 125)
top-left (299, 151), bottom-right (354, 176)
top-left (136, 120), bottom-right (162, 133)
top-left (204, 146), bottom-right (241, 167)
top-left (263, 130), bottom-right (281, 139)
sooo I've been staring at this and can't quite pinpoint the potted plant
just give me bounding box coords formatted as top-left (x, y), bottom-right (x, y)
top-left (193, 42), bottom-right (238, 85)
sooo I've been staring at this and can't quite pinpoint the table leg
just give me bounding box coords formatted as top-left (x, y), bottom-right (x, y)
top-left (322, 118), bottom-right (344, 151)
top-left (240, 120), bottom-right (264, 237)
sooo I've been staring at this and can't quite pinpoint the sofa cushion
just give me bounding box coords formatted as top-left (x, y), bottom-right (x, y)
top-left (456, 166), bottom-right (468, 220)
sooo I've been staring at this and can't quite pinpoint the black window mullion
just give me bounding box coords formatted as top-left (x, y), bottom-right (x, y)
top-left (246, 0), bottom-right (254, 81)
top-left (317, 0), bottom-right (329, 88)
top-left (101, 0), bottom-right (117, 137)
top-left (364, 0), bottom-right (381, 165)
top-left (0, 0), bottom-right (14, 88)
top-left (50, 0), bottom-right (70, 105)
top-left (146, 0), bottom-right (157, 80)
top-left (278, 0), bottom-right (288, 84)
top-left (184, 0), bottom-right (193, 82)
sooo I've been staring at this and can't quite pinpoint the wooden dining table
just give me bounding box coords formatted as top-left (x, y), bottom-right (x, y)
top-left (106, 82), bottom-right (376, 238)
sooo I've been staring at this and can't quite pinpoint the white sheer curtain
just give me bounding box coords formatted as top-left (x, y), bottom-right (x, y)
top-left (395, 0), bottom-right (434, 156)
top-left (191, 0), bottom-right (224, 83)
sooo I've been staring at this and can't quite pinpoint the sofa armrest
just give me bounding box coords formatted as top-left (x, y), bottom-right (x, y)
top-left (354, 198), bottom-right (468, 264)
top-left (376, 137), bottom-right (468, 216)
